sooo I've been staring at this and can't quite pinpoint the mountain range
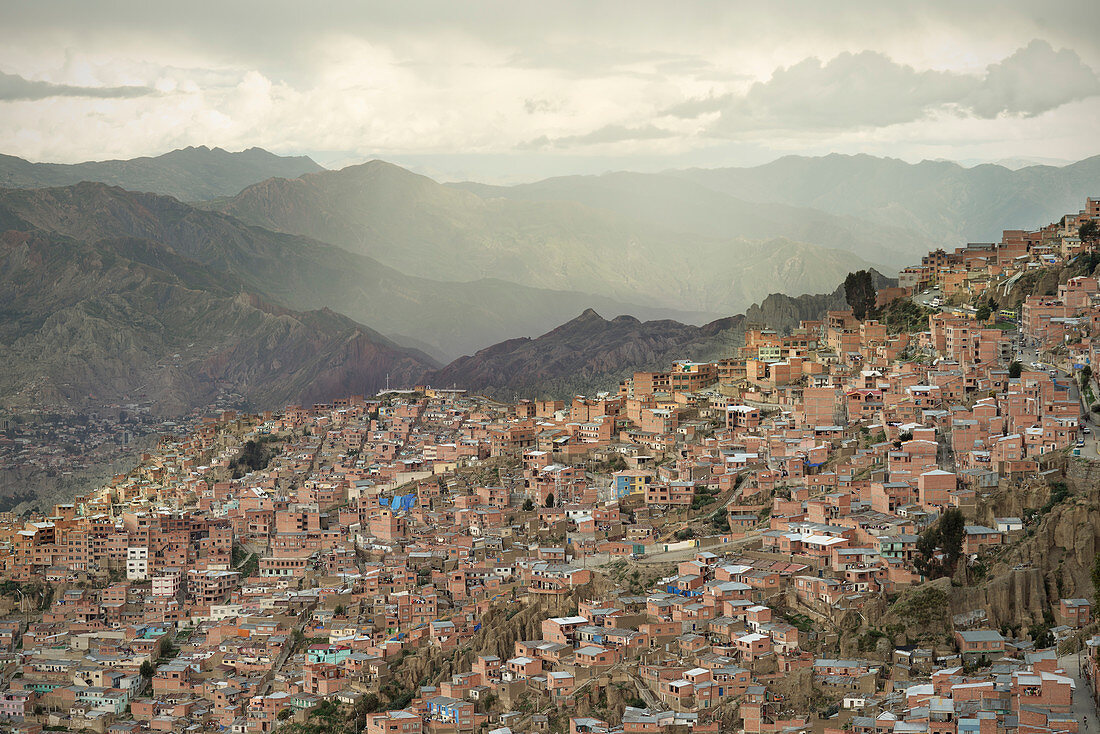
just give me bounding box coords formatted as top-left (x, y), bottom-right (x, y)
top-left (671, 153), bottom-right (1100, 247)
top-left (1, 146), bottom-right (1098, 415)
top-left (0, 146), bottom-right (323, 201)
top-left (0, 182), bottom-right (713, 360)
top-left (209, 160), bottom-right (877, 314)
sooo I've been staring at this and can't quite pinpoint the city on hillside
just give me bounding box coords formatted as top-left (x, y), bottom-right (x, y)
top-left (0, 198), bottom-right (1097, 734)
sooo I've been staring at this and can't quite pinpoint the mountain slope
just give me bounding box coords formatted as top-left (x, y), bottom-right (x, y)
top-left (211, 160), bottom-right (880, 313)
top-left (452, 171), bottom-right (931, 267)
top-left (0, 230), bottom-right (437, 414)
top-left (425, 270), bottom-right (898, 400)
top-left (673, 153), bottom-right (1100, 247)
top-left (426, 310), bottom-right (745, 399)
top-left (0, 183), bottom-right (718, 358)
top-left (0, 146), bottom-right (324, 201)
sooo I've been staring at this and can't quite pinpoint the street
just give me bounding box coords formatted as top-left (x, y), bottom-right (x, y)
top-left (912, 286), bottom-right (943, 309)
top-left (1015, 339), bottom-right (1100, 460)
top-left (1058, 652), bottom-right (1097, 728)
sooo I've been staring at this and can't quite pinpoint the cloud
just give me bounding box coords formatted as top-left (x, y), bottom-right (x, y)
top-left (0, 1), bottom-right (1098, 178)
top-left (700, 40), bottom-right (1100, 136)
top-left (0, 70), bottom-right (156, 101)
top-left (661, 93), bottom-right (733, 119)
top-left (963, 39), bottom-right (1100, 117)
top-left (523, 97), bottom-right (560, 114)
top-left (520, 124), bottom-right (676, 150)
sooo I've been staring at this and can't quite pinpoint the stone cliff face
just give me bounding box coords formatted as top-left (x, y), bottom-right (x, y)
top-left (950, 461), bottom-right (1100, 628)
top-left (823, 463), bottom-right (1100, 654)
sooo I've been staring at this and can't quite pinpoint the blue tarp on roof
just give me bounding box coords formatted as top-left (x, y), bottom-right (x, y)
top-left (386, 494), bottom-right (418, 511)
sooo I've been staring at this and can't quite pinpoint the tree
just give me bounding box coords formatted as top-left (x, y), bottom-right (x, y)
top-left (334, 605), bottom-right (346, 616)
top-left (939, 508), bottom-right (966, 574)
top-left (477, 692), bottom-right (498, 713)
top-left (844, 270), bottom-right (877, 321)
top-left (544, 493), bottom-right (554, 508)
top-left (1029, 623), bottom-right (1054, 649)
top-left (522, 498), bottom-right (534, 512)
top-left (710, 511), bottom-right (730, 533)
top-left (975, 303), bottom-right (992, 322)
top-left (1008, 361), bottom-right (1023, 379)
top-left (914, 526), bottom-right (943, 578)
top-left (139, 660), bottom-right (155, 678)
top-left (1080, 218), bottom-right (1099, 244)
top-left (914, 508), bottom-right (966, 579)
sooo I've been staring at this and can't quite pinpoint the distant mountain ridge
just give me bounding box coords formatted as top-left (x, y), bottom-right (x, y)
top-left (0, 146), bottom-right (324, 201)
top-left (671, 153), bottom-right (1100, 247)
top-left (451, 170), bottom-right (930, 268)
top-left (211, 160), bottom-right (880, 314)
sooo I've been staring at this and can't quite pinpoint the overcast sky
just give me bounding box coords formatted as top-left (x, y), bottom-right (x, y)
top-left (2, 1), bottom-right (1098, 182)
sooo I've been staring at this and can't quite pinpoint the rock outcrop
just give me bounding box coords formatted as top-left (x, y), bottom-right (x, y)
top-left (950, 462), bottom-right (1100, 628)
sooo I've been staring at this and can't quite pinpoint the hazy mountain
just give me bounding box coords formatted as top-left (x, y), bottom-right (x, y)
top-left (426, 309), bottom-right (745, 399)
top-left (0, 230), bottom-right (437, 414)
top-left (452, 171), bottom-right (932, 267)
top-left (0, 183), bottom-right (718, 359)
top-left (211, 160), bottom-right (880, 313)
top-left (673, 153), bottom-right (1100, 247)
top-left (0, 146), bottom-right (324, 201)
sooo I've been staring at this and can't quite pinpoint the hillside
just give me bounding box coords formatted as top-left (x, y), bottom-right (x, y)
top-left (674, 153), bottom-right (1100, 247)
top-left (0, 183), bottom-right (717, 359)
top-left (0, 230), bottom-right (437, 414)
top-left (425, 310), bottom-right (745, 399)
top-left (0, 146), bottom-right (324, 201)
top-left (212, 160), bottom-right (879, 313)
top-left (427, 269), bottom-right (898, 399)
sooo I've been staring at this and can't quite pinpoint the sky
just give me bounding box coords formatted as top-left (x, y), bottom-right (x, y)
top-left (1, 1), bottom-right (1099, 182)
